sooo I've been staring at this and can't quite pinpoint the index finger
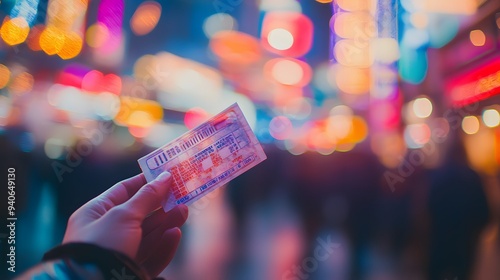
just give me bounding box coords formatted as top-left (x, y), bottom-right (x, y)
top-left (79, 173), bottom-right (147, 214)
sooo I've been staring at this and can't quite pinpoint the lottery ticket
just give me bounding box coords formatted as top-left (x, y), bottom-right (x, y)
top-left (138, 103), bottom-right (267, 211)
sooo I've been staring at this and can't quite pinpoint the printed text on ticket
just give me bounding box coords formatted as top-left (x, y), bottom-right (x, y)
top-left (138, 103), bottom-right (267, 211)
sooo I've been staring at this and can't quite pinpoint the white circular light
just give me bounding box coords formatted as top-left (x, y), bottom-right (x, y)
top-left (462, 116), bottom-right (480, 135)
top-left (482, 109), bottom-right (500, 128)
top-left (267, 28), bottom-right (294, 50)
top-left (412, 97), bottom-right (433, 118)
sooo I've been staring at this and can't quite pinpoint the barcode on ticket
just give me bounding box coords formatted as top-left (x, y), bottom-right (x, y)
top-left (138, 103), bottom-right (267, 211)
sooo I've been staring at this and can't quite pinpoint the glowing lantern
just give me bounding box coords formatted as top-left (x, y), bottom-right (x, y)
top-left (261, 12), bottom-right (313, 57)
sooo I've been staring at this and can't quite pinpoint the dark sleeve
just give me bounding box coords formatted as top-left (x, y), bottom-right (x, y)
top-left (16, 243), bottom-right (151, 280)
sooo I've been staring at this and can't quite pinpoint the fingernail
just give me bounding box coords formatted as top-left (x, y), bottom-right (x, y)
top-left (155, 171), bottom-right (171, 182)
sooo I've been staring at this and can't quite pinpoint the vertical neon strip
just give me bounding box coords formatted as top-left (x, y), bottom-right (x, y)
top-left (97, 0), bottom-right (124, 54)
top-left (370, 0), bottom-right (400, 130)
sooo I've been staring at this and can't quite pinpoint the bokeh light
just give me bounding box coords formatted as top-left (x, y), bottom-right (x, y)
top-left (469, 29), bottom-right (486, 47)
top-left (265, 58), bottom-right (312, 87)
top-left (26, 24), bottom-right (44, 51)
top-left (0, 17), bottom-right (30, 46)
top-left (39, 25), bottom-right (66, 55)
top-left (482, 109), bottom-right (500, 128)
top-left (9, 72), bottom-right (34, 95)
top-left (86, 23), bottom-right (109, 48)
top-left (130, 1), bottom-right (162, 36)
top-left (261, 12), bottom-right (313, 57)
top-left (267, 28), bottom-right (294, 50)
top-left (404, 123), bottom-right (431, 149)
top-left (58, 32), bottom-right (83, 60)
top-left (335, 65), bottom-right (370, 94)
top-left (203, 13), bottom-right (237, 39)
top-left (269, 116), bottom-right (293, 140)
top-left (210, 31), bottom-right (261, 65)
top-left (336, 0), bottom-right (371, 11)
top-left (412, 97), bottom-right (433, 118)
top-left (462, 116), bottom-right (480, 135)
top-left (0, 64), bottom-right (10, 89)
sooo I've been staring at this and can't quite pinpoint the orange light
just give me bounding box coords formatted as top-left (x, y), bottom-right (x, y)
top-left (9, 72), bottom-right (34, 95)
top-left (114, 97), bottom-right (163, 128)
top-left (336, 0), bottom-right (371, 11)
top-left (86, 23), bottom-right (109, 48)
top-left (130, 1), bottom-right (162, 36)
top-left (335, 65), bottom-right (370, 94)
top-left (0, 17), bottom-right (30, 46)
top-left (210, 31), bottom-right (262, 65)
top-left (264, 58), bottom-right (312, 87)
top-left (316, 0), bottom-right (333, 3)
top-left (0, 64), bottom-right (10, 89)
top-left (40, 25), bottom-right (66, 55)
top-left (58, 32), bottom-right (83, 59)
top-left (26, 24), bottom-right (45, 51)
top-left (470, 29), bottom-right (486, 47)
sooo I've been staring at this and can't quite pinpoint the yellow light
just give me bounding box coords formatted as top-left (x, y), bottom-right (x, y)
top-left (482, 109), bottom-right (500, 128)
top-left (470, 29), bottom-right (486, 47)
top-left (412, 97), bottom-right (433, 118)
top-left (267, 28), bottom-right (294, 51)
top-left (462, 116), bottom-right (480, 135)
top-left (58, 32), bottom-right (83, 59)
top-left (130, 1), bottom-right (162, 36)
top-left (114, 97), bottom-right (163, 128)
top-left (0, 17), bottom-right (30, 46)
top-left (86, 23), bottom-right (109, 48)
top-left (0, 64), bottom-right (10, 89)
top-left (8, 72), bottom-right (34, 95)
top-left (40, 25), bottom-right (66, 55)
top-left (316, 0), bottom-right (333, 3)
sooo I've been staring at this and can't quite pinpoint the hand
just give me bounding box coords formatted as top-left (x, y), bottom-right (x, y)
top-left (62, 171), bottom-right (189, 278)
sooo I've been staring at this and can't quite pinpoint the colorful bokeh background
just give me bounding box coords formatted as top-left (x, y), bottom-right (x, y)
top-left (1, 0), bottom-right (500, 279)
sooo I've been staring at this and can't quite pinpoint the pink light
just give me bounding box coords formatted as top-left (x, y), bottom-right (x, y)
top-left (97, 0), bottom-right (124, 54)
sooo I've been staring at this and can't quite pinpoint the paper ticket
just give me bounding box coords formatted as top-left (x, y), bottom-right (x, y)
top-left (138, 103), bottom-right (267, 211)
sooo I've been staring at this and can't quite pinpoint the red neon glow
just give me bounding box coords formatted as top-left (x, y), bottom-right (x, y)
top-left (446, 57), bottom-right (500, 107)
top-left (261, 12), bottom-right (313, 57)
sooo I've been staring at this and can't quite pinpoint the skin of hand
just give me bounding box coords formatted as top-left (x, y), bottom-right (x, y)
top-left (62, 171), bottom-right (189, 278)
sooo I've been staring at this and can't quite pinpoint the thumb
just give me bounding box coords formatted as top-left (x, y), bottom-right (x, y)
top-left (123, 171), bottom-right (173, 218)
